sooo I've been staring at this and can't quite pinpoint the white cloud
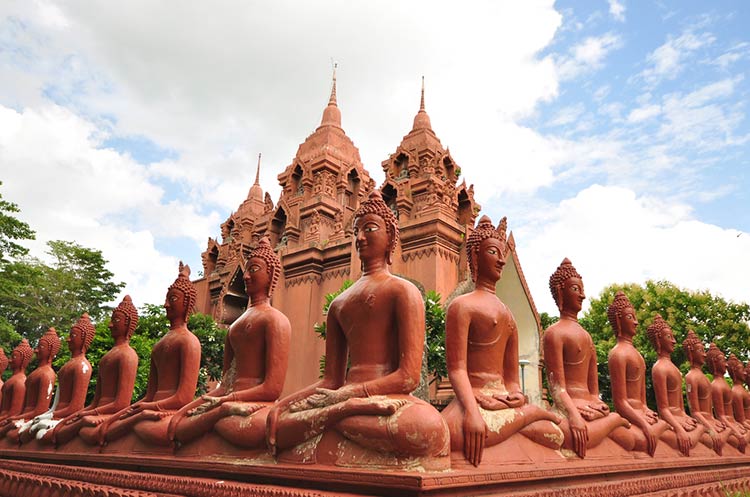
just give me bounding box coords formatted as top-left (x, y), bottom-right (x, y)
top-left (0, 103), bottom-right (216, 306)
top-left (556, 33), bottom-right (622, 81)
top-left (640, 30), bottom-right (716, 85)
top-left (627, 104), bottom-right (661, 123)
top-left (608, 0), bottom-right (626, 22)
top-left (514, 185), bottom-right (750, 314)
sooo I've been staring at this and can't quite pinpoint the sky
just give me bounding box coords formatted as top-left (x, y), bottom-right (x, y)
top-left (0, 0), bottom-right (748, 316)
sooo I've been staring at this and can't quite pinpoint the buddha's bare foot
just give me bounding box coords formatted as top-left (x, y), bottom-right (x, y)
top-left (343, 397), bottom-right (407, 416)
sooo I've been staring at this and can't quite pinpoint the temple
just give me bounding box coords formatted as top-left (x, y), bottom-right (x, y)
top-left (193, 74), bottom-right (545, 403)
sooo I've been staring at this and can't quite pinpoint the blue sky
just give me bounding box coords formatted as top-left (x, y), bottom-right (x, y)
top-left (0, 1), bottom-right (748, 313)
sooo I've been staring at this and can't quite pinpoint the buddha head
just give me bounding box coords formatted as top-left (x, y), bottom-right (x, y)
top-left (0, 349), bottom-right (8, 373)
top-left (467, 215), bottom-right (507, 284)
top-left (726, 353), bottom-right (744, 383)
top-left (243, 236), bottom-right (282, 299)
top-left (37, 327), bottom-right (61, 363)
top-left (646, 314), bottom-right (675, 355)
top-left (705, 343), bottom-right (726, 376)
top-left (682, 330), bottom-right (705, 366)
top-left (165, 262), bottom-right (197, 323)
top-left (549, 258), bottom-right (585, 314)
top-left (111, 295), bottom-right (139, 340)
top-left (10, 339), bottom-right (33, 371)
top-left (353, 190), bottom-right (399, 266)
top-left (607, 291), bottom-right (638, 338)
top-left (69, 313), bottom-right (96, 354)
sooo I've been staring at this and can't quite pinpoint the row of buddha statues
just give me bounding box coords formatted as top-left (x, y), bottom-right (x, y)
top-left (0, 190), bottom-right (748, 471)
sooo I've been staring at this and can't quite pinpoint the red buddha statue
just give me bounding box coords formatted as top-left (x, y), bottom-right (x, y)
top-left (21, 313), bottom-right (95, 443)
top-left (706, 343), bottom-right (749, 450)
top-left (98, 263), bottom-right (201, 448)
top-left (50, 296), bottom-right (140, 447)
top-left (607, 293), bottom-right (669, 456)
top-left (647, 315), bottom-right (714, 456)
top-left (0, 328), bottom-right (60, 440)
top-left (169, 237), bottom-right (290, 451)
top-left (441, 215), bottom-right (561, 467)
top-left (267, 190), bottom-right (449, 470)
top-left (727, 354), bottom-right (750, 432)
top-left (745, 362), bottom-right (750, 423)
top-left (0, 351), bottom-right (8, 405)
top-left (683, 330), bottom-right (737, 454)
top-left (542, 259), bottom-right (633, 458)
top-left (0, 340), bottom-right (33, 423)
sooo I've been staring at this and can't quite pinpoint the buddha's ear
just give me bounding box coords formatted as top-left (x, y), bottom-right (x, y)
top-left (555, 286), bottom-right (563, 312)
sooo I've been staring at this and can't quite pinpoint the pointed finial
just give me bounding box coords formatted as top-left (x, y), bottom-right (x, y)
top-left (329, 62), bottom-right (338, 106)
top-left (420, 75), bottom-right (425, 111)
top-left (254, 153), bottom-right (261, 185)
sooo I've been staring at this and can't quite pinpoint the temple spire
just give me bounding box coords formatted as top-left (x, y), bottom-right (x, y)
top-left (254, 153), bottom-right (261, 185)
top-left (412, 76), bottom-right (433, 131)
top-left (320, 63), bottom-right (342, 128)
top-left (420, 75), bottom-right (425, 111)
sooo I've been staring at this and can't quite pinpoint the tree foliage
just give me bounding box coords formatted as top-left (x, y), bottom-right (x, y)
top-left (0, 182), bottom-right (35, 264)
top-left (425, 290), bottom-right (447, 383)
top-left (0, 241), bottom-right (124, 344)
top-left (580, 280), bottom-right (750, 408)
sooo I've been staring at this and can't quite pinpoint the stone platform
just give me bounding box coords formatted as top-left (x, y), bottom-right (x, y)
top-left (0, 444), bottom-right (749, 497)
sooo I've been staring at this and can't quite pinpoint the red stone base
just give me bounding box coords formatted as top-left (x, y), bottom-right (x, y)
top-left (0, 447), bottom-right (748, 497)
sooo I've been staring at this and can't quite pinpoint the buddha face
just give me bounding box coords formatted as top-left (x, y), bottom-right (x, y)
top-left (354, 213), bottom-right (390, 263)
top-left (710, 350), bottom-right (727, 375)
top-left (476, 237), bottom-right (506, 283)
top-left (10, 350), bottom-right (23, 370)
top-left (35, 340), bottom-right (51, 363)
top-left (688, 342), bottom-right (706, 366)
top-left (164, 287), bottom-right (187, 322)
top-left (109, 310), bottom-right (128, 339)
top-left (617, 305), bottom-right (638, 338)
top-left (67, 326), bottom-right (84, 354)
top-left (560, 277), bottom-right (585, 314)
top-left (657, 325), bottom-right (676, 354)
top-left (244, 256), bottom-right (270, 296)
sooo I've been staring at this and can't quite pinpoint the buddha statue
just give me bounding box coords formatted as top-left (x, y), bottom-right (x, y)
top-left (50, 296), bottom-right (140, 447)
top-left (0, 328), bottom-right (60, 439)
top-left (20, 313), bottom-right (95, 443)
top-left (647, 315), bottom-right (714, 456)
top-left (0, 351), bottom-right (7, 403)
top-left (0, 340), bottom-right (33, 422)
top-left (727, 354), bottom-right (750, 431)
top-left (168, 237), bottom-right (290, 451)
top-left (683, 330), bottom-right (737, 454)
top-left (98, 263), bottom-right (201, 448)
top-left (607, 293), bottom-right (669, 456)
top-left (266, 190), bottom-right (449, 470)
top-left (542, 259), bottom-right (633, 458)
top-left (705, 343), bottom-right (749, 450)
top-left (441, 215), bottom-right (561, 466)
top-left (745, 362), bottom-right (750, 422)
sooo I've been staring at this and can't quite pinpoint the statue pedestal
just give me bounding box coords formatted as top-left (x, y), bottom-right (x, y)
top-left (1, 444), bottom-right (749, 497)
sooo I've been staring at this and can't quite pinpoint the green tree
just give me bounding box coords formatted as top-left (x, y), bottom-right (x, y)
top-left (580, 280), bottom-right (750, 409)
top-left (0, 240), bottom-right (125, 343)
top-left (189, 312), bottom-right (228, 395)
top-left (0, 182), bottom-right (35, 264)
top-left (425, 290), bottom-right (447, 384)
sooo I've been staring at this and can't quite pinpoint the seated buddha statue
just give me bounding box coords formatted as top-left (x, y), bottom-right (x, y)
top-left (0, 340), bottom-right (33, 422)
top-left (683, 330), bottom-right (738, 454)
top-left (0, 328), bottom-right (60, 440)
top-left (647, 315), bottom-right (714, 456)
top-left (49, 296), bottom-right (140, 447)
top-left (267, 190), bottom-right (450, 470)
top-left (607, 293), bottom-right (669, 456)
top-left (543, 259), bottom-right (633, 458)
top-left (98, 263), bottom-right (201, 448)
top-left (706, 343), bottom-right (749, 450)
top-left (168, 237), bottom-right (290, 451)
top-left (744, 362), bottom-right (750, 424)
top-left (727, 354), bottom-right (750, 431)
top-left (20, 313), bottom-right (95, 443)
top-left (441, 215), bottom-right (561, 467)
